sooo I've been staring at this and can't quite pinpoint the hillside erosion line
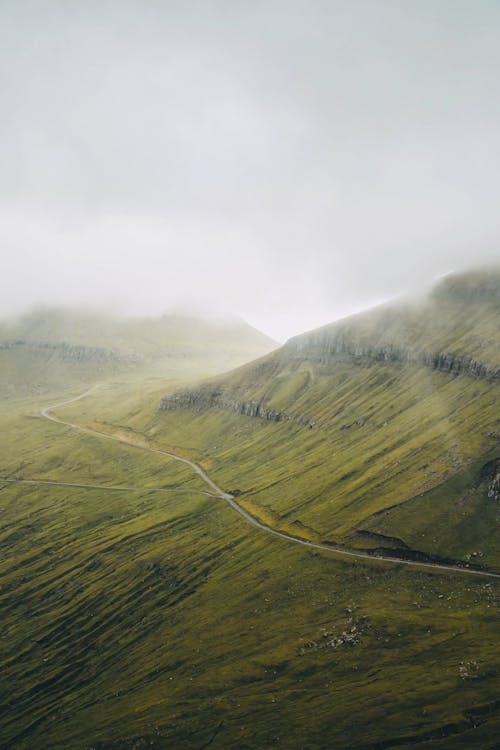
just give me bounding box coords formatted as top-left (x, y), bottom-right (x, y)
top-left (40, 387), bottom-right (500, 580)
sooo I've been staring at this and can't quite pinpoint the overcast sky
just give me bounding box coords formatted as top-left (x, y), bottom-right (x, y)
top-left (1, 1), bottom-right (499, 341)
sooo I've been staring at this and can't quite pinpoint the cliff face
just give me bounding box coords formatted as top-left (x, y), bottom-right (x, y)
top-left (482, 458), bottom-right (500, 501)
top-left (283, 335), bottom-right (500, 380)
top-left (159, 387), bottom-right (315, 428)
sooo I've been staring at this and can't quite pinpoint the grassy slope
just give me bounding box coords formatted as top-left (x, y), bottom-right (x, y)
top-left (1, 272), bottom-right (499, 749)
top-left (0, 390), bottom-right (499, 750)
top-left (145, 272), bottom-right (500, 571)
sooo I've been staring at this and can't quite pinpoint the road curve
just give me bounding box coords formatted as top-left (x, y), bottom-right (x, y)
top-left (40, 388), bottom-right (500, 580)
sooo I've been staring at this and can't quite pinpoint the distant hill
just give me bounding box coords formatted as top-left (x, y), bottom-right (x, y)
top-left (0, 307), bottom-right (277, 396)
top-left (158, 268), bottom-right (500, 570)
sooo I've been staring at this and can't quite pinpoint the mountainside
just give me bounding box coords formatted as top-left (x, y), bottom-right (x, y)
top-left (285, 269), bottom-right (500, 377)
top-left (1, 269), bottom-right (499, 750)
top-left (157, 269), bottom-right (500, 570)
top-left (0, 307), bottom-right (277, 396)
top-left (161, 268), bottom-right (500, 414)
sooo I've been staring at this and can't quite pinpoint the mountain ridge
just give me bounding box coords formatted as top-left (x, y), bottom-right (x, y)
top-left (160, 268), bottom-right (500, 423)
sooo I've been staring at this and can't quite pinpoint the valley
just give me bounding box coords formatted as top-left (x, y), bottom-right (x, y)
top-left (34, 386), bottom-right (500, 580)
top-left (0, 272), bottom-right (499, 749)
top-left (3, 3), bottom-right (500, 747)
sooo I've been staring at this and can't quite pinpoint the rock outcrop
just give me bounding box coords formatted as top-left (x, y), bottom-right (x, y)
top-left (489, 473), bottom-right (500, 501)
top-left (159, 387), bottom-right (315, 428)
top-left (0, 339), bottom-right (142, 365)
top-left (481, 458), bottom-right (500, 501)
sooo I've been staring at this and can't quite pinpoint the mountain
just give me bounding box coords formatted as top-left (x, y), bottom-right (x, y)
top-left (0, 307), bottom-right (277, 396)
top-left (157, 268), bottom-right (500, 570)
top-left (1, 270), bottom-right (499, 750)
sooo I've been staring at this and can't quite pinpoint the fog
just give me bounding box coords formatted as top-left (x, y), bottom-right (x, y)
top-left (1, 1), bottom-right (499, 341)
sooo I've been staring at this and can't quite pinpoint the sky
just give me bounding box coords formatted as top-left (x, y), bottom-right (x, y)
top-left (1, 0), bottom-right (499, 341)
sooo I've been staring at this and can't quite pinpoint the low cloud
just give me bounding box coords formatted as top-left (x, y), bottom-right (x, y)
top-left (1, 1), bottom-right (499, 340)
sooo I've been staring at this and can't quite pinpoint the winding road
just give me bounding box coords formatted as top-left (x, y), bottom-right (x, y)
top-left (38, 387), bottom-right (500, 580)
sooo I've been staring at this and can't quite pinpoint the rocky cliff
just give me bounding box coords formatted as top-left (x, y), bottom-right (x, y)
top-left (283, 336), bottom-right (500, 380)
top-left (482, 458), bottom-right (500, 501)
top-left (159, 386), bottom-right (315, 428)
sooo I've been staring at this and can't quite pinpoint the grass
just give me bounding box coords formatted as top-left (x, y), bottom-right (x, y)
top-left (1, 273), bottom-right (499, 748)
top-left (0, 376), bottom-right (498, 749)
top-left (139, 363), bottom-right (500, 571)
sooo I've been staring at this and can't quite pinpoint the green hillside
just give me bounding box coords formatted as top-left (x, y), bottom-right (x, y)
top-left (0, 307), bottom-right (277, 397)
top-left (0, 270), bottom-right (499, 749)
top-left (153, 269), bottom-right (500, 571)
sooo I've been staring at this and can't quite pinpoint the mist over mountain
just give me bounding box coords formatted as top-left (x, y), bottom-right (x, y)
top-left (162, 268), bottom-right (500, 404)
top-left (2, 2), bottom-right (500, 339)
top-left (0, 306), bottom-right (277, 396)
top-left (1, 1), bottom-right (500, 748)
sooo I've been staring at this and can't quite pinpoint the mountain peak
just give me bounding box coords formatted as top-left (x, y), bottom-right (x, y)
top-left (429, 267), bottom-right (500, 304)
